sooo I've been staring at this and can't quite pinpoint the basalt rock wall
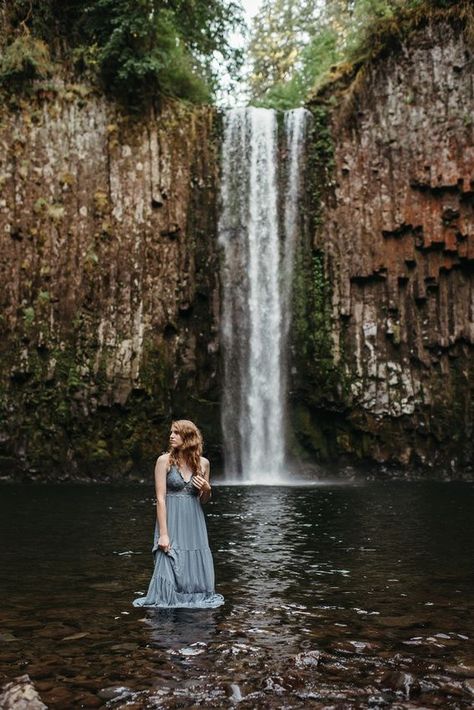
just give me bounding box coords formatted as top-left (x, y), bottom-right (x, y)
top-left (1, 14), bottom-right (473, 481)
top-left (293, 17), bottom-right (473, 474)
top-left (0, 90), bottom-right (221, 479)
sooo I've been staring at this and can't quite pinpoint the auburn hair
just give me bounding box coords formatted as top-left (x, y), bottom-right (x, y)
top-left (168, 419), bottom-right (203, 476)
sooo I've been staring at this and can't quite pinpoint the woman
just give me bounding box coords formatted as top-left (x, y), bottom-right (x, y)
top-left (133, 419), bottom-right (224, 609)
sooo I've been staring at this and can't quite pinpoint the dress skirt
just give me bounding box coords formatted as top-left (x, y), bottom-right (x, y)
top-left (132, 468), bottom-right (224, 609)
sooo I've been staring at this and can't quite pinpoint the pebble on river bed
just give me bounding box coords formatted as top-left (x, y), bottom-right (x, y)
top-left (294, 650), bottom-right (321, 668)
top-left (97, 685), bottom-right (134, 701)
top-left (380, 670), bottom-right (420, 698)
top-left (464, 678), bottom-right (474, 695)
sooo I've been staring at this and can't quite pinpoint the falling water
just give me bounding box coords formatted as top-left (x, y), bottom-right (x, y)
top-left (218, 107), bottom-right (310, 482)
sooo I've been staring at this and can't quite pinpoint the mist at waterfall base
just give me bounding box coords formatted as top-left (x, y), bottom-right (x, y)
top-left (218, 107), bottom-right (312, 485)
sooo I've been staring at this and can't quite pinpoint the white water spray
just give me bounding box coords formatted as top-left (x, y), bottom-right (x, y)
top-left (218, 107), bottom-right (310, 482)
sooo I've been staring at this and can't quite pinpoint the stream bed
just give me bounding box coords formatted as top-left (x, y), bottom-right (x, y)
top-left (0, 479), bottom-right (473, 708)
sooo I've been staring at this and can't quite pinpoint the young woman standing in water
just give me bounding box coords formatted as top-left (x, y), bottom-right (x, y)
top-left (133, 419), bottom-right (224, 609)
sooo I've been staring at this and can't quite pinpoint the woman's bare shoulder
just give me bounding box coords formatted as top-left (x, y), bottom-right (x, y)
top-left (156, 452), bottom-right (170, 466)
top-left (200, 456), bottom-right (210, 468)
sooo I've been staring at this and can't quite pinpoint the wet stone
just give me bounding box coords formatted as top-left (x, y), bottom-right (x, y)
top-left (0, 674), bottom-right (47, 710)
top-left (3, 621), bottom-right (44, 631)
top-left (418, 693), bottom-right (449, 706)
top-left (36, 624), bottom-right (78, 640)
top-left (72, 691), bottom-right (102, 707)
top-left (23, 664), bottom-right (60, 679)
top-left (321, 661), bottom-right (351, 676)
top-left (329, 639), bottom-right (378, 655)
top-left (67, 677), bottom-right (104, 691)
top-left (436, 679), bottom-right (467, 697)
top-left (377, 615), bottom-right (425, 629)
top-left (294, 650), bottom-right (321, 668)
top-left (464, 678), bottom-right (474, 695)
top-left (60, 632), bottom-right (90, 641)
top-left (40, 685), bottom-right (75, 706)
top-left (0, 652), bottom-right (20, 663)
top-left (34, 680), bottom-right (56, 693)
top-left (262, 676), bottom-right (286, 693)
top-left (445, 663), bottom-right (474, 678)
top-left (380, 670), bottom-right (419, 697)
top-left (228, 683), bottom-right (243, 702)
top-left (110, 643), bottom-right (139, 652)
top-left (97, 685), bottom-right (134, 701)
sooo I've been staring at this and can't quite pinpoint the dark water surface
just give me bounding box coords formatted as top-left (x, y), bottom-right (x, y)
top-left (0, 480), bottom-right (473, 708)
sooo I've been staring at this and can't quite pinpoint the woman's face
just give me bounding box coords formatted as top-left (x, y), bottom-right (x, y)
top-left (169, 426), bottom-right (183, 450)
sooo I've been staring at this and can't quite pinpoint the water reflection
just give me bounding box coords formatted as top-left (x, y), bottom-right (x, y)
top-left (144, 608), bottom-right (219, 653)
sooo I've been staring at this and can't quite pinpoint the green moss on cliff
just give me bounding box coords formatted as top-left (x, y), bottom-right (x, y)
top-left (292, 101), bottom-right (347, 405)
top-left (309, 0), bottom-right (474, 110)
top-left (0, 318), bottom-right (176, 479)
top-left (348, 0), bottom-right (474, 65)
top-left (307, 104), bottom-right (335, 229)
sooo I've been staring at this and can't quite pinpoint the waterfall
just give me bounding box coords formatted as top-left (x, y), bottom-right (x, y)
top-left (218, 106), bottom-right (310, 482)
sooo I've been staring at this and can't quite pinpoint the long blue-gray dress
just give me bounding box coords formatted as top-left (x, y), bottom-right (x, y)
top-left (132, 465), bottom-right (224, 609)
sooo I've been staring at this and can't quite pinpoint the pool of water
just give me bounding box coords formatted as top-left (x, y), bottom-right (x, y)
top-left (0, 479), bottom-right (473, 708)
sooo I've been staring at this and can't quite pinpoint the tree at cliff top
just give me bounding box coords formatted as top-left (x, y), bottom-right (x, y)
top-left (247, 0), bottom-right (351, 106)
top-left (247, 0), bottom-right (473, 108)
top-left (0, 0), bottom-right (245, 107)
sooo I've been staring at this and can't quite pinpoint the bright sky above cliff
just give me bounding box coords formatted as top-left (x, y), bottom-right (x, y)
top-left (242, 0), bottom-right (262, 20)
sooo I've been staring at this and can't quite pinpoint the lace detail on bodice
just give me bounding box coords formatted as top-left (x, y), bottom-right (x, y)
top-left (166, 465), bottom-right (199, 496)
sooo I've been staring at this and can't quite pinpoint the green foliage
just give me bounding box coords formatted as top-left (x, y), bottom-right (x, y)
top-left (252, 75), bottom-right (304, 111)
top-left (310, 251), bottom-right (333, 365)
top-left (307, 104), bottom-right (335, 227)
top-left (0, 0), bottom-right (244, 107)
top-left (299, 28), bottom-right (341, 92)
top-left (344, 0), bottom-right (474, 64)
top-left (248, 0), bottom-right (350, 107)
top-left (248, 0), bottom-right (473, 109)
top-left (77, 4), bottom-right (210, 106)
top-left (22, 306), bottom-right (35, 326)
top-left (0, 34), bottom-right (53, 88)
top-left (248, 0), bottom-right (329, 103)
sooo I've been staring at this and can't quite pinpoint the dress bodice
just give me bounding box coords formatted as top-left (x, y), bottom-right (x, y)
top-left (166, 465), bottom-right (199, 496)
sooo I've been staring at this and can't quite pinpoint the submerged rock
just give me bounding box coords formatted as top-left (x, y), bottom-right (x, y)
top-left (294, 650), bottom-right (321, 668)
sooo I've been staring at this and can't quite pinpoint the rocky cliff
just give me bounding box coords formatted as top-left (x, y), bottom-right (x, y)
top-left (1, 11), bottom-right (472, 480)
top-left (292, 14), bottom-right (473, 475)
top-left (0, 91), bottom-right (221, 479)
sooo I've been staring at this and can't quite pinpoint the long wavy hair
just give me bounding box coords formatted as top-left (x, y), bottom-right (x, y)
top-left (168, 419), bottom-right (203, 476)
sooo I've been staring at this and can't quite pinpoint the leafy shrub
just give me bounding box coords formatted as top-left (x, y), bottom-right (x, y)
top-left (249, 0), bottom-right (473, 109)
top-left (0, 0), bottom-right (243, 107)
top-left (0, 34), bottom-right (53, 88)
top-left (75, 3), bottom-right (211, 106)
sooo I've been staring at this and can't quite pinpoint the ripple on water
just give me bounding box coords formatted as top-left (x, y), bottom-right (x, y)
top-left (0, 481), bottom-right (473, 708)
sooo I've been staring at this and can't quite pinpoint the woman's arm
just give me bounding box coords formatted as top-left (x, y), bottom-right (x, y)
top-left (193, 458), bottom-right (212, 504)
top-left (155, 454), bottom-right (171, 552)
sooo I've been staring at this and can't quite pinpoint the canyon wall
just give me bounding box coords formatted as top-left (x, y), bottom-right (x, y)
top-left (0, 90), bottom-right (221, 479)
top-left (292, 16), bottom-right (473, 474)
top-left (1, 12), bottom-right (472, 480)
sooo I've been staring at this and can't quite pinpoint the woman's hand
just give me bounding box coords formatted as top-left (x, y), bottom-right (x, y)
top-left (192, 475), bottom-right (211, 493)
top-left (158, 534), bottom-right (171, 553)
